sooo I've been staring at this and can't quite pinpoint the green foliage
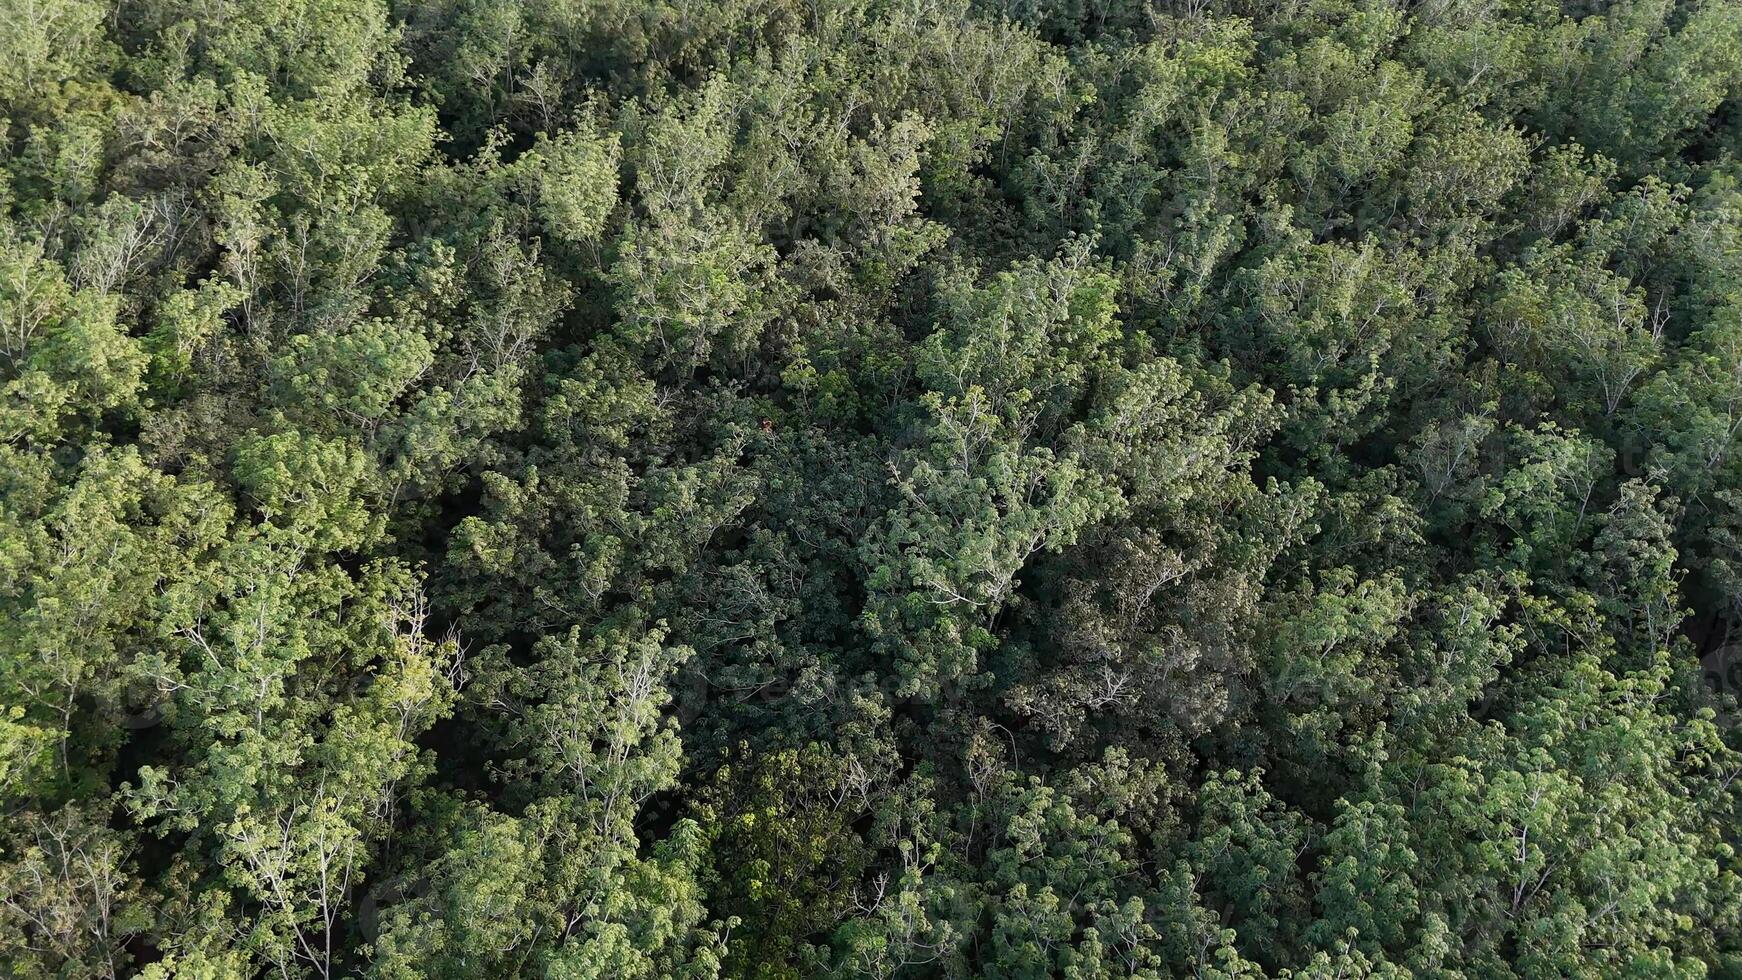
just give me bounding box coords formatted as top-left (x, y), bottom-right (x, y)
top-left (5, 0), bottom-right (1742, 976)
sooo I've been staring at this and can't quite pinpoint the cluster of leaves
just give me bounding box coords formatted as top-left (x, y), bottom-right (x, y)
top-left (3, 0), bottom-right (1742, 976)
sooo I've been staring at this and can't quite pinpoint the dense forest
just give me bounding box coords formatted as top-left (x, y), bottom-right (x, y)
top-left (4, 0), bottom-right (1742, 975)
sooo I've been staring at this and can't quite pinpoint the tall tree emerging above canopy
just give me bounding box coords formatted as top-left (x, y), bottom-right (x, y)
top-left (2, 0), bottom-right (1742, 976)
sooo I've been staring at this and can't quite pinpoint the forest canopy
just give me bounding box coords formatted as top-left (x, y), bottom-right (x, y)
top-left (3, 0), bottom-right (1742, 976)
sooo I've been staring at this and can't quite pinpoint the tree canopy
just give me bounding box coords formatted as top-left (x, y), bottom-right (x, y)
top-left (3, 0), bottom-right (1742, 976)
